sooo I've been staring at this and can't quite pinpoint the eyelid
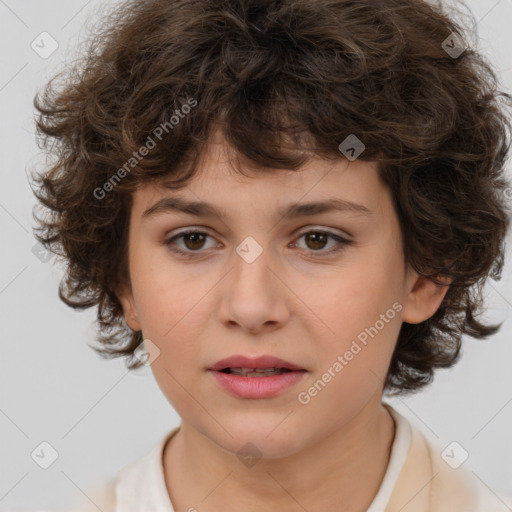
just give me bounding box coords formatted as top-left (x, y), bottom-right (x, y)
top-left (165, 224), bottom-right (352, 239)
top-left (294, 225), bottom-right (353, 240)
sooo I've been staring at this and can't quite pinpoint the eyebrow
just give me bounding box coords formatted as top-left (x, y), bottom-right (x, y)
top-left (141, 196), bottom-right (372, 221)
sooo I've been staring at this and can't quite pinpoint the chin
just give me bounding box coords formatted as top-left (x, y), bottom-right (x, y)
top-left (208, 417), bottom-right (311, 461)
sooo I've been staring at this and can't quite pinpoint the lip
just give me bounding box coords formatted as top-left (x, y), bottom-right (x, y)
top-left (209, 369), bottom-right (307, 399)
top-left (208, 354), bottom-right (307, 399)
top-left (208, 355), bottom-right (306, 372)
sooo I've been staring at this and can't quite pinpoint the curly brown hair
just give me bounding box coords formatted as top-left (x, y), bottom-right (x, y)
top-left (31, 0), bottom-right (512, 395)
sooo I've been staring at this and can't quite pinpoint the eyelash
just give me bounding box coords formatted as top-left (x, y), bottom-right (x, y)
top-left (163, 229), bottom-right (353, 259)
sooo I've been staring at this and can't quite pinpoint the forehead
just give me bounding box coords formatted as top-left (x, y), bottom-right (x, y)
top-left (130, 131), bottom-right (389, 220)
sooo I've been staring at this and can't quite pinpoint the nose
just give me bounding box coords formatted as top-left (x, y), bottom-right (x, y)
top-left (217, 240), bottom-right (291, 335)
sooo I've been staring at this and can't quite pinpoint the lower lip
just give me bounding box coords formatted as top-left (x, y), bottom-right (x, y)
top-left (209, 370), bottom-right (307, 399)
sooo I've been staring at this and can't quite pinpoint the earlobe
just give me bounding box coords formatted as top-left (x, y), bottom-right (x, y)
top-left (117, 284), bottom-right (142, 332)
top-left (401, 271), bottom-right (452, 325)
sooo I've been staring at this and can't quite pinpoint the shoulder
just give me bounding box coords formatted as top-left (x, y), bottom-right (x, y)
top-left (385, 405), bottom-right (512, 512)
top-left (422, 428), bottom-right (512, 511)
top-left (67, 427), bottom-right (180, 512)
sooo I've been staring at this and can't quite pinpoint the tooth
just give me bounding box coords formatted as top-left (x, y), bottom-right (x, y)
top-left (229, 367), bottom-right (285, 377)
top-left (229, 367), bottom-right (279, 372)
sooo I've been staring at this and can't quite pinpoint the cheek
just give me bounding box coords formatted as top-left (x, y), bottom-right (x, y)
top-left (298, 278), bottom-right (402, 421)
top-left (312, 258), bottom-right (402, 337)
top-left (129, 244), bottom-right (211, 338)
top-left (304, 251), bottom-right (404, 380)
top-left (137, 282), bottom-right (209, 413)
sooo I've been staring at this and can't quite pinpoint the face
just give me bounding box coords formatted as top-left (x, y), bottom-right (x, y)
top-left (119, 130), bottom-right (449, 459)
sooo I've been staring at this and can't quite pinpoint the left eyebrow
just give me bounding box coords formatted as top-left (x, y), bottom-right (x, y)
top-left (141, 196), bottom-right (373, 221)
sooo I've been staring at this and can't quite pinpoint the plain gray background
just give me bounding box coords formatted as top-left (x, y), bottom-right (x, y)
top-left (1, 0), bottom-right (511, 510)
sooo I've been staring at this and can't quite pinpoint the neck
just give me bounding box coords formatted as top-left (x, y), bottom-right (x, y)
top-left (163, 396), bottom-right (395, 512)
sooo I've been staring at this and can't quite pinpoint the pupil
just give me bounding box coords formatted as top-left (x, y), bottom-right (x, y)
top-left (306, 232), bottom-right (327, 250)
top-left (185, 233), bottom-right (205, 250)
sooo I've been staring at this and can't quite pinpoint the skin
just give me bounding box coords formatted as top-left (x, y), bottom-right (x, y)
top-left (118, 127), bottom-right (450, 512)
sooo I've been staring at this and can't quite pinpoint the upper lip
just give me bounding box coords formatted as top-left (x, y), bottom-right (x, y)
top-left (209, 355), bottom-right (306, 371)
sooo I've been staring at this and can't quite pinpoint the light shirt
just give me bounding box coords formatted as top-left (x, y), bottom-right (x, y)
top-left (73, 403), bottom-right (512, 512)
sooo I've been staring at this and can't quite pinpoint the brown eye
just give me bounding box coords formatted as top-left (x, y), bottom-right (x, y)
top-left (293, 230), bottom-right (352, 256)
top-left (181, 232), bottom-right (207, 250)
top-left (304, 232), bottom-right (329, 250)
top-left (164, 230), bottom-right (216, 256)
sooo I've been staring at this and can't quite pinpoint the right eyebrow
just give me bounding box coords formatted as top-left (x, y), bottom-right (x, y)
top-left (141, 197), bottom-right (223, 220)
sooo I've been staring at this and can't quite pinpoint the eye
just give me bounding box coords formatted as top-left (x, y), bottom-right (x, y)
top-left (164, 230), bottom-right (217, 257)
top-left (291, 230), bottom-right (352, 256)
top-left (164, 228), bottom-right (352, 258)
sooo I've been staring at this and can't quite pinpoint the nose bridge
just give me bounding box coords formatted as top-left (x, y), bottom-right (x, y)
top-left (218, 234), bottom-right (289, 332)
top-left (232, 234), bottom-right (277, 299)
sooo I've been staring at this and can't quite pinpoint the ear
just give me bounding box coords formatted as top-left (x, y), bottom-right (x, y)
top-left (401, 268), bottom-right (452, 324)
top-left (117, 283), bottom-right (142, 332)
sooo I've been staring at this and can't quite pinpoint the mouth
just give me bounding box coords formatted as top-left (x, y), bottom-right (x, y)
top-left (208, 356), bottom-right (308, 398)
top-left (209, 367), bottom-right (307, 399)
top-left (217, 367), bottom-right (295, 377)
top-left (208, 354), bottom-right (306, 373)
